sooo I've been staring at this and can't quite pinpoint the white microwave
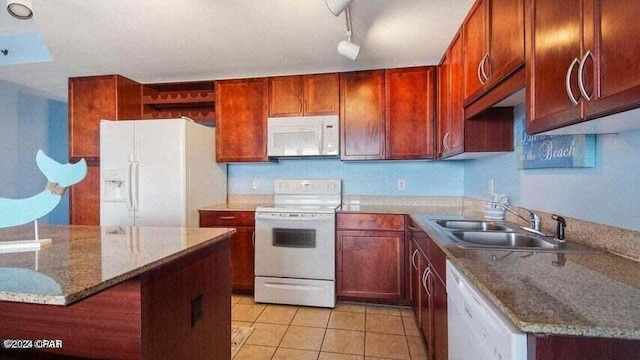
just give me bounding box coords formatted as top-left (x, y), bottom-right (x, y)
top-left (267, 115), bottom-right (339, 157)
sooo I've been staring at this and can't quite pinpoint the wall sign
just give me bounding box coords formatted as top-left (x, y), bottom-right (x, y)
top-left (516, 121), bottom-right (596, 169)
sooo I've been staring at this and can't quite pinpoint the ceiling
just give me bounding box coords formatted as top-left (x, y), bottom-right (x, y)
top-left (0, 0), bottom-right (474, 100)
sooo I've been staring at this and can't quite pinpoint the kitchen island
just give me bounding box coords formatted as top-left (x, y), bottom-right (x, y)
top-left (0, 225), bottom-right (234, 359)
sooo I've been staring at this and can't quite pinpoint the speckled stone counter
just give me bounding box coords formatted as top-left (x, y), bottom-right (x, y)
top-left (410, 215), bottom-right (640, 340)
top-left (0, 225), bottom-right (235, 305)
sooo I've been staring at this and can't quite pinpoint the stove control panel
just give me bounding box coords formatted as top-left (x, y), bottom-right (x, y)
top-left (274, 179), bottom-right (341, 195)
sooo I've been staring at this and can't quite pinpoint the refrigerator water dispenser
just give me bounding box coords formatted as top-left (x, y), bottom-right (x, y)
top-left (103, 169), bottom-right (127, 202)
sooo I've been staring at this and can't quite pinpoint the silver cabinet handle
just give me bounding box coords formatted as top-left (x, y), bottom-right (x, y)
top-left (443, 132), bottom-right (451, 151)
top-left (219, 216), bottom-right (236, 220)
top-left (126, 160), bottom-right (134, 212)
top-left (477, 57), bottom-right (485, 85)
top-left (480, 53), bottom-right (490, 84)
top-left (566, 57), bottom-right (581, 105)
top-left (578, 50), bottom-right (593, 101)
top-left (252, 231), bottom-right (255, 247)
top-left (411, 249), bottom-right (419, 270)
top-left (422, 268), bottom-right (431, 295)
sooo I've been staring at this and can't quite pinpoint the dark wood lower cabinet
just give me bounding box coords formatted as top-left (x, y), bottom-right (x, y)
top-left (528, 334), bottom-right (640, 360)
top-left (336, 230), bottom-right (405, 302)
top-left (431, 272), bottom-right (448, 360)
top-left (409, 220), bottom-right (447, 360)
top-left (230, 228), bottom-right (255, 293)
top-left (199, 210), bottom-right (255, 293)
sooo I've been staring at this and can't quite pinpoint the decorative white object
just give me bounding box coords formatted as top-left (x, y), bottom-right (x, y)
top-left (0, 150), bottom-right (87, 248)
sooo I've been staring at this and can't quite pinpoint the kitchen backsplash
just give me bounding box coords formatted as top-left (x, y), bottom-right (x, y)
top-left (465, 105), bottom-right (640, 232)
top-left (228, 159), bottom-right (464, 196)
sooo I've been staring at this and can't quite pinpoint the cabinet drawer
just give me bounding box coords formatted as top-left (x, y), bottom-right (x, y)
top-left (337, 213), bottom-right (405, 231)
top-left (199, 211), bottom-right (255, 227)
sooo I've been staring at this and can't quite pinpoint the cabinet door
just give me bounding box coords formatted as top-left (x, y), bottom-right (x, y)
top-left (230, 227), bottom-right (255, 292)
top-left (69, 75), bottom-right (142, 160)
top-left (303, 73), bottom-right (339, 116)
top-left (488, 0), bottom-right (525, 86)
top-left (409, 239), bottom-right (422, 322)
top-left (526, 0), bottom-right (583, 133)
top-left (581, 0), bottom-right (640, 119)
top-left (215, 79), bottom-right (268, 162)
top-left (336, 230), bottom-right (405, 301)
top-left (386, 67), bottom-right (436, 160)
top-left (463, 0), bottom-right (488, 100)
top-left (340, 71), bottom-right (386, 160)
top-left (69, 164), bottom-right (100, 225)
top-left (268, 76), bottom-right (303, 117)
top-left (440, 34), bottom-right (465, 158)
top-left (432, 275), bottom-right (448, 360)
top-left (419, 256), bottom-right (434, 360)
top-left (437, 54), bottom-right (450, 158)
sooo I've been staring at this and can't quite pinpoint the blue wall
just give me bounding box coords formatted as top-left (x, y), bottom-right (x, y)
top-left (0, 81), bottom-right (69, 225)
top-left (229, 159), bottom-right (465, 196)
top-left (465, 105), bottom-right (640, 231)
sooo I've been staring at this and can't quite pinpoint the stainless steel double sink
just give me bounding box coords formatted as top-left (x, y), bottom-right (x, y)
top-left (435, 220), bottom-right (562, 251)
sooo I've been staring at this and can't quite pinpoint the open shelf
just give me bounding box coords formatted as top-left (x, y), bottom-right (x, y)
top-left (142, 81), bottom-right (215, 124)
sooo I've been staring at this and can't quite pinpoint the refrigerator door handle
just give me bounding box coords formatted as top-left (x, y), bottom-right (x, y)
top-left (133, 160), bottom-right (140, 214)
top-left (126, 160), bottom-right (134, 212)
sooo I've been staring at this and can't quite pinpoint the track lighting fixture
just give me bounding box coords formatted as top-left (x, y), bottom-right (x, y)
top-left (6, 0), bottom-right (33, 20)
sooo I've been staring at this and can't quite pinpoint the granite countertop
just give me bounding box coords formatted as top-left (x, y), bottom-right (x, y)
top-left (410, 214), bottom-right (640, 340)
top-left (0, 225), bottom-right (235, 306)
top-left (199, 202), bottom-right (268, 211)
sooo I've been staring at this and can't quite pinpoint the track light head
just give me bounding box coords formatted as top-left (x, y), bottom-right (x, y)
top-left (325, 0), bottom-right (353, 16)
top-left (337, 40), bottom-right (360, 60)
top-left (6, 0), bottom-right (33, 20)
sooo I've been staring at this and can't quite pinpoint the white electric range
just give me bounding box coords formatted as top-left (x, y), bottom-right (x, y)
top-left (254, 179), bottom-right (341, 308)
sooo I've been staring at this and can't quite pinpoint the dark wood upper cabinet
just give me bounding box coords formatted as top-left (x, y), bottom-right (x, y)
top-left (268, 76), bottom-right (304, 117)
top-left (463, 0), bottom-right (525, 104)
top-left (439, 33), bottom-right (465, 158)
top-left (581, 0), bottom-right (640, 120)
top-left (340, 70), bottom-right (386, 160)
top-left (386, 67), bottom-right (436, 160)
top-left (215, 78), bottom-right (269, 162)
top-left (268, 73), bottom-right (339, 117)
top-left (439, 31), bottom-right (514, 160)
top-left (463, 0), bottom-right (488, 100)
top-left (69, 75), bottom-right (142, 160)
top-left (525, 0), bottom-right (583, 133)
top-left (489, 0), bottom-right (525, 83)
top-left (303, 73), bottom-right (339, 116)
top-left (526, 0), bottom-right (640, 134)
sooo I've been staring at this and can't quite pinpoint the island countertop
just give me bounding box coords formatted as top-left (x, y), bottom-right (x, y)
top-left (0, 225), bottom-right (235, 306)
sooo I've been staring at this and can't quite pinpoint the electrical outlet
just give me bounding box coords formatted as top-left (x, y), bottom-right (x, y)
top-left (397, 179), bottom-right (406, 191)
top-left (252, 179), bottom-right (260, 190)
top-left (488, 179), bottom-right (494, 194)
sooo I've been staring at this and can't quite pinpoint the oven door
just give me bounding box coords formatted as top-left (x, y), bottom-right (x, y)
top-left (255, 212), bottom-right (335, 281)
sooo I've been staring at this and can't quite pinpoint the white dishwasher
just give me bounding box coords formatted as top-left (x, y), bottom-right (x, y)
top-left (446, 260), bottom-right (527, 360)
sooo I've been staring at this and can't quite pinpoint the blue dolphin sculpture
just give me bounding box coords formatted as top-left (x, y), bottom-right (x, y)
top-left (0, 150), bottom-right (87, 228)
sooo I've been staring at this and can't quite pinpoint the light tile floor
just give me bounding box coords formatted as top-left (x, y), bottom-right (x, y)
top-left (232, 295), bottom-right (428, 360)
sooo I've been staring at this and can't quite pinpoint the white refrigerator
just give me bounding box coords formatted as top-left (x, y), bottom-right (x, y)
top-left (99, 118), bottom-right (227, 227)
